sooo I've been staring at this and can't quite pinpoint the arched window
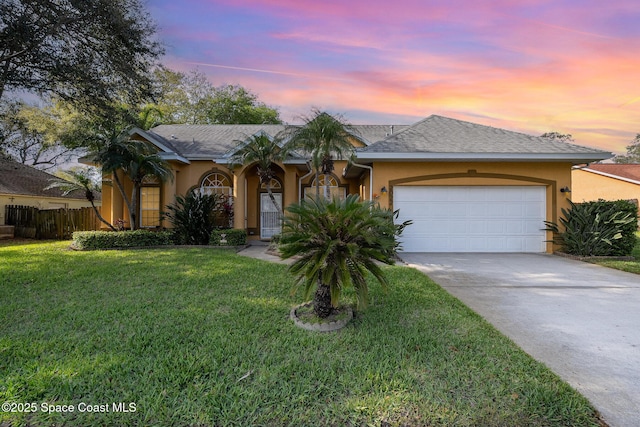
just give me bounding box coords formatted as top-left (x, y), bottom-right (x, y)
top-left (260, 178), bottom-right (282, 191)
top-left (200, 172), bottom-right (233, 197)
top-left (304, 174), bottom-right (346, 200)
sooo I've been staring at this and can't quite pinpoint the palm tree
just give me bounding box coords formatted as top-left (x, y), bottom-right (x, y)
top-left (45, 166), bottom-right (117, 231)
top-left (279, 194), bottom-right (409, 318)
top-left (94, 135), bottom-right (173, 230)
top-left (283, 109), bottom-right (359, 199)
top-left (228, 133), bottom-right (287, 212)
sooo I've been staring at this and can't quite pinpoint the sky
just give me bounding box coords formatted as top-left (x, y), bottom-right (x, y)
top-left (148, 0), bottom-right (640, 155)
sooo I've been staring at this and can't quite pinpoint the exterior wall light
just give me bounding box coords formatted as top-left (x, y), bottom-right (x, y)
top-left (380, 186), bottom-right (388, 194)
top-left (560, 186), bottom-right (571, 193)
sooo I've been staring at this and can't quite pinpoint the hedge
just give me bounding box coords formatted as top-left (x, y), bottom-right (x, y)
top-left (209, 229), bottom-right (247, 246)
top-left (72, 230), bottom-right (174, 250)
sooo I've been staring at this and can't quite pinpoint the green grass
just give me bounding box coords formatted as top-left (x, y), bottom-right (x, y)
top-left (591, 232), bottom-right (640, 274)
top-left (0, 241), bottom-right (602, 426)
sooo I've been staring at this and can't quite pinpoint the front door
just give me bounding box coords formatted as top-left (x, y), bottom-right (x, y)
top-left (260, 193), bottom-right (282, 239)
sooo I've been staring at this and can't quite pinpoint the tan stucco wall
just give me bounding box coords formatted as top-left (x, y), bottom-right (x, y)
top-left (0, 194), bottom-right (97, 225)
top-left (368, 161), bottom-right (573, 253)
top-left (572, 169), bottom-right (640, 203)
top-left (100, 158), bottom-right (573, 251)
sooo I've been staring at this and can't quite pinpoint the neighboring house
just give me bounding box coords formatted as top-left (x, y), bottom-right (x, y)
top-left (101, 115), bottom-right (611, 253)
top-left (572, 163), bottom-right (640, 211)
top-left (0, 156), bottom-right (98, 225)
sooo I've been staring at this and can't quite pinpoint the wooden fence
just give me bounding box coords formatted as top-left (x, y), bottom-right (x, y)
top-left (5, 205), bottom-right (100, 239)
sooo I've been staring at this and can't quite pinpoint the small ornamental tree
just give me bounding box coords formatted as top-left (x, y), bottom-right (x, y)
top-left (279, 195), bottom-right (410, 318)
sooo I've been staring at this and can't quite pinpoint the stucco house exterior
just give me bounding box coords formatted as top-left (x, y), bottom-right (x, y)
top-left (572, 164), bottom-right (640, 204)
top-left (101, 115), bottom-right (611, 253)
top-left (0, 156), bottom-right (97, 226)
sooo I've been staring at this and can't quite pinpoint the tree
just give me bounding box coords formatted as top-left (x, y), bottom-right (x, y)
top-left (228, 133), bottom-right (287, 212)
top-left (284, 110), bottom-right (359, 199)
top-left (615, 134), bottom-right (640, 164)
top-left (149, 69), bottom-right (282, 125)
top-left (279, 195), bottom-right (409, 318)
top-left (0, 98), bottom-right (84, 169)
top-left (0, 0), bottom-right (163, 112)
top-left (208, 84), bottom-right (281, 124)
top-left (94, 137), bottom-right (173, 230)
top-left (541, 132), bottom-right (574, 143)
top-left (45, 166), bottom-right (116, 231)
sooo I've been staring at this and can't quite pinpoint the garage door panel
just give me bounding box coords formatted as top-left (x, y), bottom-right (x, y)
top-left (394, 186), bottom-right (546, 253)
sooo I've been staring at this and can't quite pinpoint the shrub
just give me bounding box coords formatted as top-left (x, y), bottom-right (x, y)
top-left (164, 192), bottom-right (226, 245)
top-left (279, 195), bottom-right (411, 318)
top-left (545, 199), bottom-right (637, 256)
top-left (72, 230), bottom-right (173, 250)
top-left (209, 229), bottom-right (247, 246)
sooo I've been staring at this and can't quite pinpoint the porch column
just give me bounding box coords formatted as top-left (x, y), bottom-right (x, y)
top-left (233, 170), bottom-right (246, 230)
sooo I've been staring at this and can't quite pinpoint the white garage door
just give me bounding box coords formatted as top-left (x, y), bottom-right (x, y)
top-left (394, 186), bottom-right (546, 252)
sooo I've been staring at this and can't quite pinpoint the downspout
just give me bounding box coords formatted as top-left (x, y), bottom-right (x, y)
top-left (299, 161), bottom-right (314, 200)
top-left (346, 162), bottom-right (373, 202)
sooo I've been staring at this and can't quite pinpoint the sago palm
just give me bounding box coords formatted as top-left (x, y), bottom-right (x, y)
top-left (279, 194), bottom-right (409, 318)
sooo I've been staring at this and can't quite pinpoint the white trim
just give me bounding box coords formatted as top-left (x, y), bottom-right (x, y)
top-left (129, 128), bottom-right (191, 164)
top-left (355, 152), bottom-right (612, 162)
top-left (579, 167), bottom-right (640, 186)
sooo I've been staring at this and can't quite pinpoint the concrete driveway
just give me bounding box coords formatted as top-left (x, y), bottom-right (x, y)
top-left (399, 253), bottom-right (640, 427)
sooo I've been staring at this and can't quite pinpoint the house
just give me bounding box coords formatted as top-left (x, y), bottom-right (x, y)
top-left (101, 115), bottom-right (611, 253)
top-left (572, 163), bottom-right (640, 215)
top-left (0, 156), bottom-right (98, 226)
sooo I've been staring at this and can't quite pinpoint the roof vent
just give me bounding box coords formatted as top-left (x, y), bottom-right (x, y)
top-left (390, 125), bottom-right (394, 135)
top-left (171, 135), bottom-right (177, 139)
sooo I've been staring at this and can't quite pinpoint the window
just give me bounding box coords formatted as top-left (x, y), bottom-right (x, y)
top-left (200, 172), bottom-right (233, 197)
top-left (304, 174), bottom-right (346, 200)
top-left (260, 178), bottom-right (282, 190)
top-left (140, 187), bottom-right (161, 227)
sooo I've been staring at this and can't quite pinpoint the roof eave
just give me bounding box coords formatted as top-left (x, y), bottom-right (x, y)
top-left (355, 152), bottom-right (614, 163)
top-left (159, 153), bottom-right (191, 164)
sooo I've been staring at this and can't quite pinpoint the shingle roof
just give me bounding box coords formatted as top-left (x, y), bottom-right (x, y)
top-left (0, 156), bottom-right (87, 199)
top-left (148, 124), bottom-right (287, 158)
top-left (143, 115), bottom-right (612, 163)
top-left (583, 164), bottom-right (640, 184)
top-left (359, 115), bottom-right (611, 159)
top-left (146, 124), bottom-right (410, 159)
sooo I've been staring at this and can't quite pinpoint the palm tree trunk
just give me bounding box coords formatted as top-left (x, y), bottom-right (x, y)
top-left (266, 182), bottom-right (281, 213)
top-left (313, 279), bottom-right (333, 318)
top-left (91, 201), bottom-right (117, 231)
top-left (112, 172), bottom-right (134, 230)
top-left (130, 184), bottom-right (138, 230)
top-left (314, 170), bottom-right (320, 200)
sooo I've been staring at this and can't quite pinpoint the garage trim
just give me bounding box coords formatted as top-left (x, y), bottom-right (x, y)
top-left (389, 169), bottom-right (558, 224)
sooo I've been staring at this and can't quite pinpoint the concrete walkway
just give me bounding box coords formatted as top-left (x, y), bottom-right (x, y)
top-left (237, 244), bottom-right (292, 264)
top-left (399, 253), bottom-right (640, 427)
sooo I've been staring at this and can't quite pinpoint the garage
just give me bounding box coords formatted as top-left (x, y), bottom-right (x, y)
top-left (393, 186), bottom-right (547, 252)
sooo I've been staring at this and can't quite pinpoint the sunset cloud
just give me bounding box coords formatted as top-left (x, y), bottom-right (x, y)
top-left (150, 0), bottom-right (640, 154)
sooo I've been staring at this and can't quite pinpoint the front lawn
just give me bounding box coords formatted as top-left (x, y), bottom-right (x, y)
top-left (0, 241), bottom-right (602, 426)
top-left (591, 232), bottom-right (640, 274)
